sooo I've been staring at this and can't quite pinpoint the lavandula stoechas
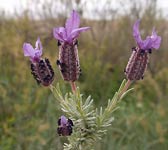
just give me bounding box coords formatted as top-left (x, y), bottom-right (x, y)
top-left (53, 10), bottom-right (90, 90)
top-left (125, 20), bottom-right (161, 81)
top-left (23, 38), bottom-right (54, 86)
top-left (57, 115), bottom-right (74, 136)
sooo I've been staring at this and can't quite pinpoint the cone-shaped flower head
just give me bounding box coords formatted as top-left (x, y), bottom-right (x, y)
top-left (57, 115), bottom-right (74, 136)
top-left (53, 10), bottom-right (90, 44)
top-left (125, 20), bottom-right (161, 81)
top-left (53, 10), bottom-right (90, 81)
top-left (23, 37), bottom-right (43, 63)
top-left (23, 38), bottom-right (54, 86)
top-left (133, 19), bottom-right (161, 51)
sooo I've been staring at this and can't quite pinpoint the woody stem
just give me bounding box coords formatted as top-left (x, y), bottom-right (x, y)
top-left (70, 81), bottom-right (77, 93)
top-left (119, 79), bottom-right (132, 98)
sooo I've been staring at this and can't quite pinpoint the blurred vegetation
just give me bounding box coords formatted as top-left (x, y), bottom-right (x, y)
top-left (0, 0), bottom-right (168, 149)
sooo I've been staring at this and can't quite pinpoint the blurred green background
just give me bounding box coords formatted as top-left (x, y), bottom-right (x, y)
top-left (0, 0), bottom-right (168, 149)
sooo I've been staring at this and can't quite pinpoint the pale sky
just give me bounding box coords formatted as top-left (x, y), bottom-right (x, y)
top-left (0, 0), bottom-right (168, 18)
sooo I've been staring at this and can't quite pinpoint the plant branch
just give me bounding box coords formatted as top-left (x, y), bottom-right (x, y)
top-left (118, 79), bottom-right (132, 98)
top-left (70, 81), bottom-right (77, 93)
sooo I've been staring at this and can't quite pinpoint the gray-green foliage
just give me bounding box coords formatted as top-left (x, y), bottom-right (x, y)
top-left (50, 79), bottom-right (132, 150)
top-left (1, 1), bottom-right (168, 149)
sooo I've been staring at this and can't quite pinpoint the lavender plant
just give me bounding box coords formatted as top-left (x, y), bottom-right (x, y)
top-left (22, 11), bottom-right (161, 150)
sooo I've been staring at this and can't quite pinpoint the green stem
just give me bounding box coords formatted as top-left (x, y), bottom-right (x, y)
top-left (70, 81), bottom-right (77, 94)
top-left (118, 79), bottom-right (132, 98)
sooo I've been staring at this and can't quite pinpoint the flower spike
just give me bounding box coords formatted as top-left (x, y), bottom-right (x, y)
top-left (23, 38), bottom-right (54, 86)
top-left (125, 20), bottom-right (162, 81)
top-left (53, 10), bottom-right (90, 82)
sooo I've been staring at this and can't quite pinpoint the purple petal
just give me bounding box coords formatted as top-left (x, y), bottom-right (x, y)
top-left (53, 10), bottom-right (90, 44)
top-left (34, 50), bottom-right (42, 59)
top-left (133, 19), bottom-right (143, 48)
top-left (60, 116), bottom-right (67, 125)
top-left (141, 36), bottom-right (153, 50)
top-left (35, 37), bottom-right (43, 51)
top-left (141, 29), bottom-right (161, 50)
top-left (150, 29), bottom-right (161, 49)
top-left (53, 27), bottom-right (67, 42)
top-left (35, 37), bottom-right (42, 56)
top-left (65, 10), bottom-right (80, 37)
top-left (133, 20), bottom-right (161, 50)
top-left (67, 27), bottom-right (90, 42)
top-left (71, 27), bottom-right (90, 38)
top-left (23, 38), bottom-right (43, 62)
top-left (23, 43), bottom-right (36, 57)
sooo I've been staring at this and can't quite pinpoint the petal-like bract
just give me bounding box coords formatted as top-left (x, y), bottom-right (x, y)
top-left (133, 19), bottom-right (143, 48)
top-left (60, 115), bottom-right (68, 125)
top-left (65, 10), bottom-right (80, 36)
top-left (53, 27), bottom-right (67, 42)
top-left (133, 20), bottom-right (161, 50)
top-left (23, 43), bottom-right (36, 57)
top-left (53, 10), bottom-right (90, 43)
top-left (57, 116), bottom-right (74, 136)
top-left (69, 27), bottom-right (90, 41)
top-left (150, 29), bottom-right (162, 49)
top-left (23, 38), bottom-right (43, 62)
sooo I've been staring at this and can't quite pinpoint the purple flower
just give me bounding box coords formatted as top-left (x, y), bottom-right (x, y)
top-left (133, 19), bottom-right (161, 51)
top-left (23, 37), bottom-right (43, 63)
top-left (60, 116), bottom-right (68, 125)
top-left (23, 38), bottom-right (54, 86)
top-left (53, 10), bottom-right (90, 44)
top-left (57, 115), bottom-right (74, 136)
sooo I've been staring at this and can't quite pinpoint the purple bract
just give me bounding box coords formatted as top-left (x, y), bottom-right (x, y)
top-left (60, 115), bottom-right (67, 125)
top-left (133, 19), bottom-right (161, 51)
top-left (53, 10), bottom-right (90, 44)
top-left (57, 115), bottom-right (74, 136)
top-left (23, 37), bottom-right (43, 63)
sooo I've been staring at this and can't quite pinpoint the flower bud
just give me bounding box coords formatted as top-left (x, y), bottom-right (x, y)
top-left (57, 116), bottom-right (74, 136)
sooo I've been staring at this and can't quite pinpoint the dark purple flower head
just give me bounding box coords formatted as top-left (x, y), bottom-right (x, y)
top-left (23, 37), bottom-right (43, 63)
top-left (133, 19), bottom-right (161, 51)
top-left (23, 38), bottom-right (54, 86)
top-left (30, 58), bottom-right (55, 86)
top-left (53, 10), bottom-right (90, 44)
top-left (57, 115), bottom-right (74, 136)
